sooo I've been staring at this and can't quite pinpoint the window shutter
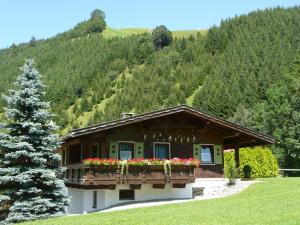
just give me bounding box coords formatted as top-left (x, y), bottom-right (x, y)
top-left (193, 144), bottom-right (201, 160)
top-left (214, 144), bottom-right (223, 164)
top-left (134, 142), bottom-right (144, 158)
top-left (109, 141), bottom-right (118, 159)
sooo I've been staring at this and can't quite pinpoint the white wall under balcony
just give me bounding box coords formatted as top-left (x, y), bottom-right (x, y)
top-left (67, 183), bottom-right (193, 214)
top-left (67, 188), bottom-right (84, 214)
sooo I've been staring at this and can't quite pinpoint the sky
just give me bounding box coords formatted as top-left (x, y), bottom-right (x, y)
top-left (0, 0), bottom-right (299, 49)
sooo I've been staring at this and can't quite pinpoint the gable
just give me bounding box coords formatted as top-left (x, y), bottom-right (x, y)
top-left (63, 105), bottom-right (275, 147)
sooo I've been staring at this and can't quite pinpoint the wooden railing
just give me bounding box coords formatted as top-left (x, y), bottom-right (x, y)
top-left (64, 165), bottom-right (195, 189)
top-left (279, 169), bottom-right (300, 177)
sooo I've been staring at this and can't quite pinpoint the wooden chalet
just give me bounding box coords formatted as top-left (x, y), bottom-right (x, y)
top-left (60, 105), bottom-right (275, 213)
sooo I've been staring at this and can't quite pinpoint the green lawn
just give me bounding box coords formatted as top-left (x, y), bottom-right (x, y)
top-left (21, 178), bottom-right (300, 225)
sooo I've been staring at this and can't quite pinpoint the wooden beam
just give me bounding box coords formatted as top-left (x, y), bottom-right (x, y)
top-left (223, 133), bottom-right (240, 139)
top-left (234, 146), bottom-right (240, 168)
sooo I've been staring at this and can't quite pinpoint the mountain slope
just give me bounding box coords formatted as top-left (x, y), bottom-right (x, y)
top-left (0, 22), bottom-right (207, 134)
top-left (0, 7), bottom-right (300, 168)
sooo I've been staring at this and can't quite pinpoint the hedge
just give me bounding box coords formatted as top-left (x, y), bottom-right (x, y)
top-left (224, 146), bottom-right (279, 178)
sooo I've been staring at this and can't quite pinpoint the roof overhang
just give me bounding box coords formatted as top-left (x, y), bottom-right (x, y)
top-left (62, 105), bottom-right (275, 146)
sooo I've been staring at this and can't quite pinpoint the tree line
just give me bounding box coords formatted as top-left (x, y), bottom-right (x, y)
top-left (0, 7), bottom-right (299, 170)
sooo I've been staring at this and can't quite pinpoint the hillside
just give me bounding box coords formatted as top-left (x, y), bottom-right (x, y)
top-left (0, 6), bottom-right (299, 168)
top-left (0, 21), bottom-right (207, 134)
top-left (102, 27), bottom-right (207, 39)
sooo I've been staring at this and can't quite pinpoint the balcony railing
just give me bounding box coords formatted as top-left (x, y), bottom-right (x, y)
top-left (63, 162), bottom-right (197, 189)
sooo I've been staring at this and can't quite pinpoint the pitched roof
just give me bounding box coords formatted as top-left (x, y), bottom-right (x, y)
top-left (62, 105), bottom-right (275, 144)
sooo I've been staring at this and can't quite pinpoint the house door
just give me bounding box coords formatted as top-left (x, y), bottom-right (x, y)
top-left (119, 142), bottom-right (134, 160)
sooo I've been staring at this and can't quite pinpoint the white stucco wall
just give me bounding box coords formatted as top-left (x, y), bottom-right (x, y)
top-left (67, 183), bottom-right (193, 214)
top-left (67, 188), bottom-right (84, 214)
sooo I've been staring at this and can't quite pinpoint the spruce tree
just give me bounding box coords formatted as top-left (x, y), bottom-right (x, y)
top-left (0, 59), bottom-right (69, 224)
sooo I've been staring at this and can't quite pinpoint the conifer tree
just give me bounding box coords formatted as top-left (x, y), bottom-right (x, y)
top-left (0, 59), bottom-right (68, 224)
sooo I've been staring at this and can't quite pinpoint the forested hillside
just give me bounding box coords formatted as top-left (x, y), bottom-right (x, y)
top-left (0, 7), bottom-right (299, 169)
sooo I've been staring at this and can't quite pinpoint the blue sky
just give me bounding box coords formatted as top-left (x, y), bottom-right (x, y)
top-left (0, 0), bottom-right (299, 49)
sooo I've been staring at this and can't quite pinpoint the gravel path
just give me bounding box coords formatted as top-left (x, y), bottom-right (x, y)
top-left (100, 179), bottom-right (257, 213)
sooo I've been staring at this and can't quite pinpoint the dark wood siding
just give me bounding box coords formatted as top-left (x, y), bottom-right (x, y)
top-left (195, 165), bottom-right (223, 178)
top-left (171, 143), bottom-right (193, 159)
top-left (144, 140), bottom-right (154, 158)
top-left (69, 143), bottom-right (81, 164)
top-left (63, 112), bottom-right (225, 177)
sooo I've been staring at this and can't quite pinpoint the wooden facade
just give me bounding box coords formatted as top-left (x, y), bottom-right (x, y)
top-left (61, 105), bottom-right (275, 188)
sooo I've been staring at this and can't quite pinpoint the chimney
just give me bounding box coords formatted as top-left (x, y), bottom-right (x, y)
top-left (121, 112), bottom-right (135, 119)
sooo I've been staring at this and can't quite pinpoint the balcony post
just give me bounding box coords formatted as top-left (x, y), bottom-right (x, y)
top-left (234, 146), bottom-right (240, 168)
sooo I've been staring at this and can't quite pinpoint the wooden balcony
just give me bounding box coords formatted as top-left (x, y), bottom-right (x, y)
top-left (64, 164), bottom-right (195, 189)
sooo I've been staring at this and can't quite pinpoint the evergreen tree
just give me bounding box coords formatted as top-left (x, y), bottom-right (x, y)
top-left (29, 36), bottom-right (37, 47)
top-left (0, 59), bottom-right (69, 224)
top-left (252, 76), bottom-right (300, 169)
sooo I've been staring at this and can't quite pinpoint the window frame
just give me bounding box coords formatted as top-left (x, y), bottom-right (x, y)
top-left (118, 141), bottom-right (135, 160)
top-left (119, 189), bottom-right (135, 201)
top-left (153, 142), bottom-right (171, 159)
top-left (200, 144), bottom-right (215, 165)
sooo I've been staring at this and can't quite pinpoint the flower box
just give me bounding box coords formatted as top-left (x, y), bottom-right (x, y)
top-left (81, 157), bottom-right (199, 178)
top-left (145, 165), bottom-right (165, 173)
top-left (171, 165), bottom-right (194, 174)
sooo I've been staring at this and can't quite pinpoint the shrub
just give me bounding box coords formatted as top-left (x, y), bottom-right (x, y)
top-left (224, 146), bottom-right (279, 179)
top-left (224, 155), bottom-right (239, 185)
top-left (240, 147), bottom-right (279, 178)
top-left (243, 164), bottom-right (252, 178)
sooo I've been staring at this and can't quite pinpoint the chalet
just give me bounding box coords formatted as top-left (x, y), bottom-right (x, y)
top-left (60, 105), bottom-right (275, 214)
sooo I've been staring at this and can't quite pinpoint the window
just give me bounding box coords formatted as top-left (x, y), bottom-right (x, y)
top-left (119, 142), bottom-right (134, 160)
top-left (154, 143), bottom-right (170, 159)
top-left (119, 189), bottom-right (135, 200)
top-left (92, 191), bottom-right (97, 208)
top-left (200, 145), bottom-right (214, 164)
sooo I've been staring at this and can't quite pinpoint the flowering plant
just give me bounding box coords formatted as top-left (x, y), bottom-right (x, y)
top-left (82, 158), bottom-right (200, 174)
top-left (127, 158), bottom-right (147, 166)
top-left (170, 158), bottom-right (200, 167)
top-left (147, 158), bottom-right (164, 166)
top-left (82, 158), bottom-right (119, 167)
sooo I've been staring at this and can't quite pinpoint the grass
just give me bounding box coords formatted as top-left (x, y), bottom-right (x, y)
top-left (186, 85), bottom-right (202, 106)
top-left (102, 27), bottom-right (207, 39)
top-left (20, 178), bottom-right (300, 225)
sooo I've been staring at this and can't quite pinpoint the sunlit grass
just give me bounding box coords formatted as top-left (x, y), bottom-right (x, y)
top-left (102, 27), bottom-right (207, 39)
top-left (20, 178), bottom-right (300, 225)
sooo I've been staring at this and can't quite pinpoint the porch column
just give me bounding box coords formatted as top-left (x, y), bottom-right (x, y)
top-left (234, 146), bottom-right (240, 168)
top-left (66, 146), bottom-right (69, 165)
top-left (80, 140), bottom-right (86, 161)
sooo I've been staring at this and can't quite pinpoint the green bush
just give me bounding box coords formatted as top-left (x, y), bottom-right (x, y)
top-left (240, 147), bottom-right (279, 178)
top-left (224, 146), bottom-right (279, 179)
top-left (243, 165), bottom-right (252, 178)
top-left (224, 158), bottom-right (239, 185)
